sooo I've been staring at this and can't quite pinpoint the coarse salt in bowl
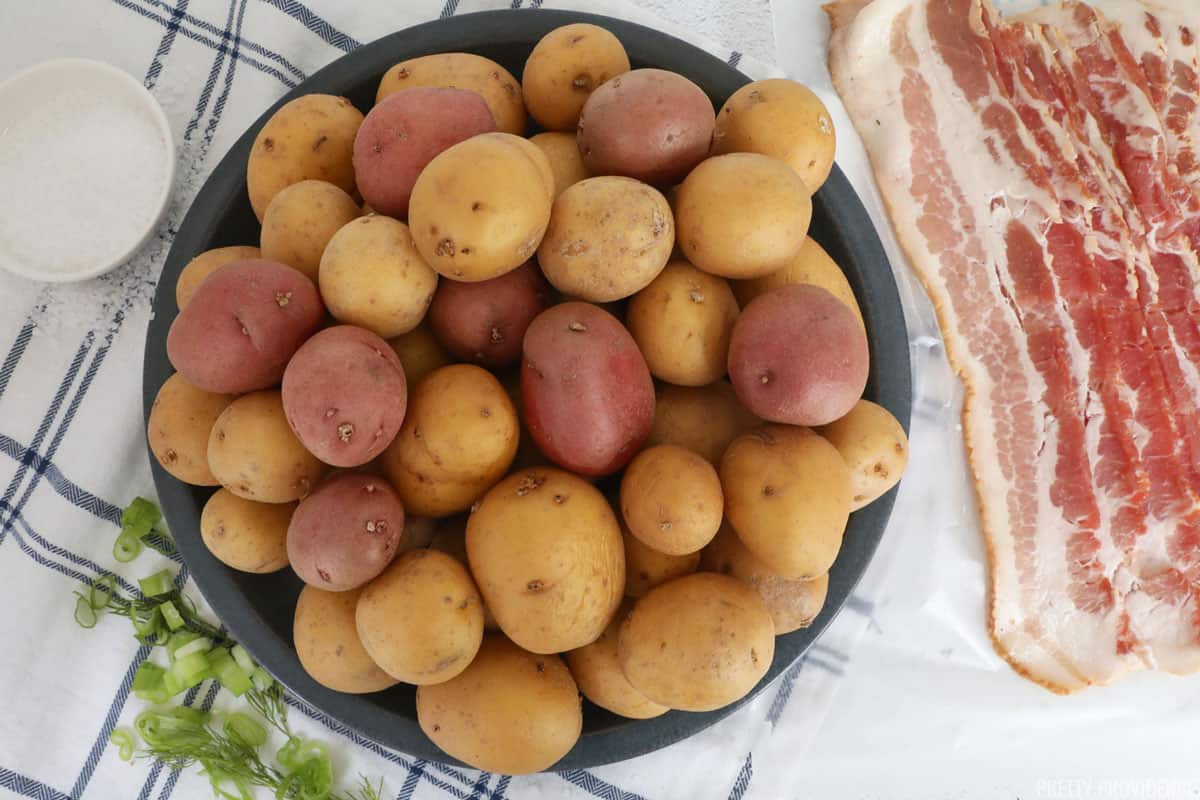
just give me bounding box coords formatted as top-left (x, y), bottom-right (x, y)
top-left (0, 59), bottom-right (175, 283)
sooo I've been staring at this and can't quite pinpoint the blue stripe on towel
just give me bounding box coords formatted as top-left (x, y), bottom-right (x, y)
top-left (145, 0), bottom-right (191, 88)
top-left (259, 0), bottom-right (361, 52)
top-left (556, 770), bottom-right (649, 800)
top-left (727, 754), bottom-right (753, 800)
top-left (0, 767), bottom-right (73, 800)
top-left (0, 321), bottom-right (34, 402)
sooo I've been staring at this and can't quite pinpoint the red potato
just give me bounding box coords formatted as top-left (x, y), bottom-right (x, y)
top-left (521, 302), bottom-right (654, 475)
top-left (281, 325), bottom-right (408, 467)
top-left (353, 88), bottom-right (496, 219)
top-left (728, 284), bottom-right (868, 427)
top-left (167, 260), bottom-right (323, 394)
top-left (427, 261), bottom-right (552, 368)
top-left (577, 69), bottom-right (715, 185)
top-left (287, 472), bottom-right (405, 591)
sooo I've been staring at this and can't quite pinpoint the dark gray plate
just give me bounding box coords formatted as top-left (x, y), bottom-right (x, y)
top-left (142, 8), bottom-right (911, 771)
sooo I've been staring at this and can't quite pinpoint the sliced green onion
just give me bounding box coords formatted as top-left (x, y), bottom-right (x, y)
top-left (74, 595), bottom-right (99, 628)
top-left (159, 600), bottom-right (185, 631)
top-left (113, 532), bottom-right (144, 563)
top-left (109, 728), bottom-right (136, 762)
top-left (224, 712), bottom-right (267, 748)
top-left (135, 706), bottom-right (208, 748)
top-left (132, 661), bottom-right (166, 692)
top-left (131, 608), bottom-right (163, 642)
top-left (213, 652), bottom-right (253, 697)
top-left (250, 667), bottom-right (274, 692)
top-left (89, 575), bottom-right (116, 610)
top-left (138, 569), bottom-right (174, 598)
top-left (166, 630), bottom-right (202, 658)
top-left (208, 770), bottom-right (254, 800)
top-left (231, 644), bottom-right (256, 673)
top-left (277, 736), bottom-right (330, 772)
top-left (121, 497), bottom-right (162, 538)
top-left (172, 637), bottom-right (212, 662)
top-left (170, 651), bottom-right (211, 687)
top-left (162, 670), bottom-right (184, 697)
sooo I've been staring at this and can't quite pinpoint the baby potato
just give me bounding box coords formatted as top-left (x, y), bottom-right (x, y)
top-left (618, 572), bottom-right (774, 711)
top-left (409, 133), bottom-right (553, 282)
top-left (356, 549), bottom-right (484, 684)
top-left (176, 246), bottom-right (260, 309)
top-left (620, 444), bottom-right (723, 555)
top-left (353, 87), bottom-right (496, 219)
top-left (720, 425), bottom-right (850, 578)
top-left (428, 261), bottom-right (551, 368)
top-left (377, 53), bottom-right (526, 136)
top-left (467, 468), bottom-right (625, 653)
top-left (260, 180), bottom-right (360, 282)
top-left (565, 600), bottom-right (668, 719)
top-left (294, 585), bottom-right (399, 694)
top-left (287, 471), bottom-right (405, 591)
top-left (207, 391), bottom-right (327, 503)
top-left (529, 132), bottom-right (591, 197)
top-left (319, 215), bottom-right (439, 338)
top-left (622, 521), bottom-right (700, 597)
top-left (281, 326), bottom-right (408, 467)
top-left (731, 236), bottom-right (864, 327)
top-left (416, 636), bottom-right (581, 774)
top-left (522, 23), bottom-right (631, 131)
top-left (247, 94), bottom-right (363, 220)
top-left (701, 521), bottom-right (829, 633)
top-left (728, 284), bottom-right (868, 426)
top-left (386, 321), bottom-right (450, 387)
top-left (148, 373), bottom-right (233, 486)
top-left (537, 176), bottom-right (674, 302)
top-left (167, 260), bottom-right (324, 394)
top-left (676, 152), bottom-right (811, 279)
top-left (200, 489), bottom-right (293, 573)
top-left (817, 399), bottom-right (908, 510)
top-left (712, 79), bottom-right (837, 193)
top-left (646, 382), bottom-right (759, 465)
top-left (381, 365), bottom-right (519, 517)
top-left (522, 303), bottom-right (655, 476)
top-left (577, 69), bottom-right (714, 185)
top-left (627, 260), bottom-right (738, 386)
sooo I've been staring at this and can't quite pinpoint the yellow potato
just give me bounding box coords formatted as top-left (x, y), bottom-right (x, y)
top-left (620, 445), bottom-right (723, 556)
top-left (506, 133), bottom-right (556, 205)
top-left (618, 572), bottom-right (774, 711)
top-left (522, 24), bottom-right (631, 131)
top-left (627, 260), bottom-right (739, 386)
top-left (356, 549), bottom-right (485, 685)
top-left (720, 425), bottom-right (850, 578)
top-left (377, 53), bottom-right (526, 135)
top-left (537, 176), bottom-right (674, 302)
top-left (386, 321), bottom-right (450, 387)
top-left (676, 152), bottom-right (811, 279)
top-left (416, 636), bottom-right (581, 774)
top-left (712, 79), bottom-right (837, 193)
top-left (247, 94), bottom-right (363, 220)
top-left (260, 179), bottom-right (360, 282)
top-left (817, 399), bottom-right (908, 510)
top-left (646, 381), bottom-right (759, 465)
top-left (148, 373), bottom-right (233, 486)
top-left (701, 521), bottom-right (829, 633)
top-left (207, 390), bottom-right (327, 503)
top-left (294, 584), bottom-right (399, 694)
top-left (731, 237), bottom-right (863, 327)
top-left (529, 132), bottom-right (591, 197)
top-left (199, 488), bottom-right (293, 573)
top-left (622, 522), bottom-right (700, 598)
top-left (319, 215), bottom-right (439, 338)
top-left (175, 246), bottom-right (260, 309)
top-left (409, 133), bottom-right (552, 282)
top-left (565, 600), bottom-right (668, 719)
top-left (467, 468), bottom-right (624, 653)
top-left (381, 365), bottom-right (519, 517)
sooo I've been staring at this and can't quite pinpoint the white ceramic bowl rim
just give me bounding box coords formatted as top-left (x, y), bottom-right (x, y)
top-left (0, 58), bottom-right (176, 283)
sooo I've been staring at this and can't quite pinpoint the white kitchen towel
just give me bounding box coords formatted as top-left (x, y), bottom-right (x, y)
top-left (0, 2), bottom-right (906, 799)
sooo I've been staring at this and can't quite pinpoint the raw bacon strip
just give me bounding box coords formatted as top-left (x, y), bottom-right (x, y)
top-left (995, 12), bottom-right (1200, 671)
top-left (830, 0), bottom-right (1101, 692)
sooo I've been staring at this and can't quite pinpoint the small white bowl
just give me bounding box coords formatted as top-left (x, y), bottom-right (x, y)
top-left (0, 59), bottom-right (175, 283)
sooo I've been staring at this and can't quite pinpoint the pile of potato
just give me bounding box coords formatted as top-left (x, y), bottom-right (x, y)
top-left (147, 22), bottom-right (908, 775)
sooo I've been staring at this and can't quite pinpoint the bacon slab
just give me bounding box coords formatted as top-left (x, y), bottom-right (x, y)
top-left (828, 0), bottom-right (1200, 691)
